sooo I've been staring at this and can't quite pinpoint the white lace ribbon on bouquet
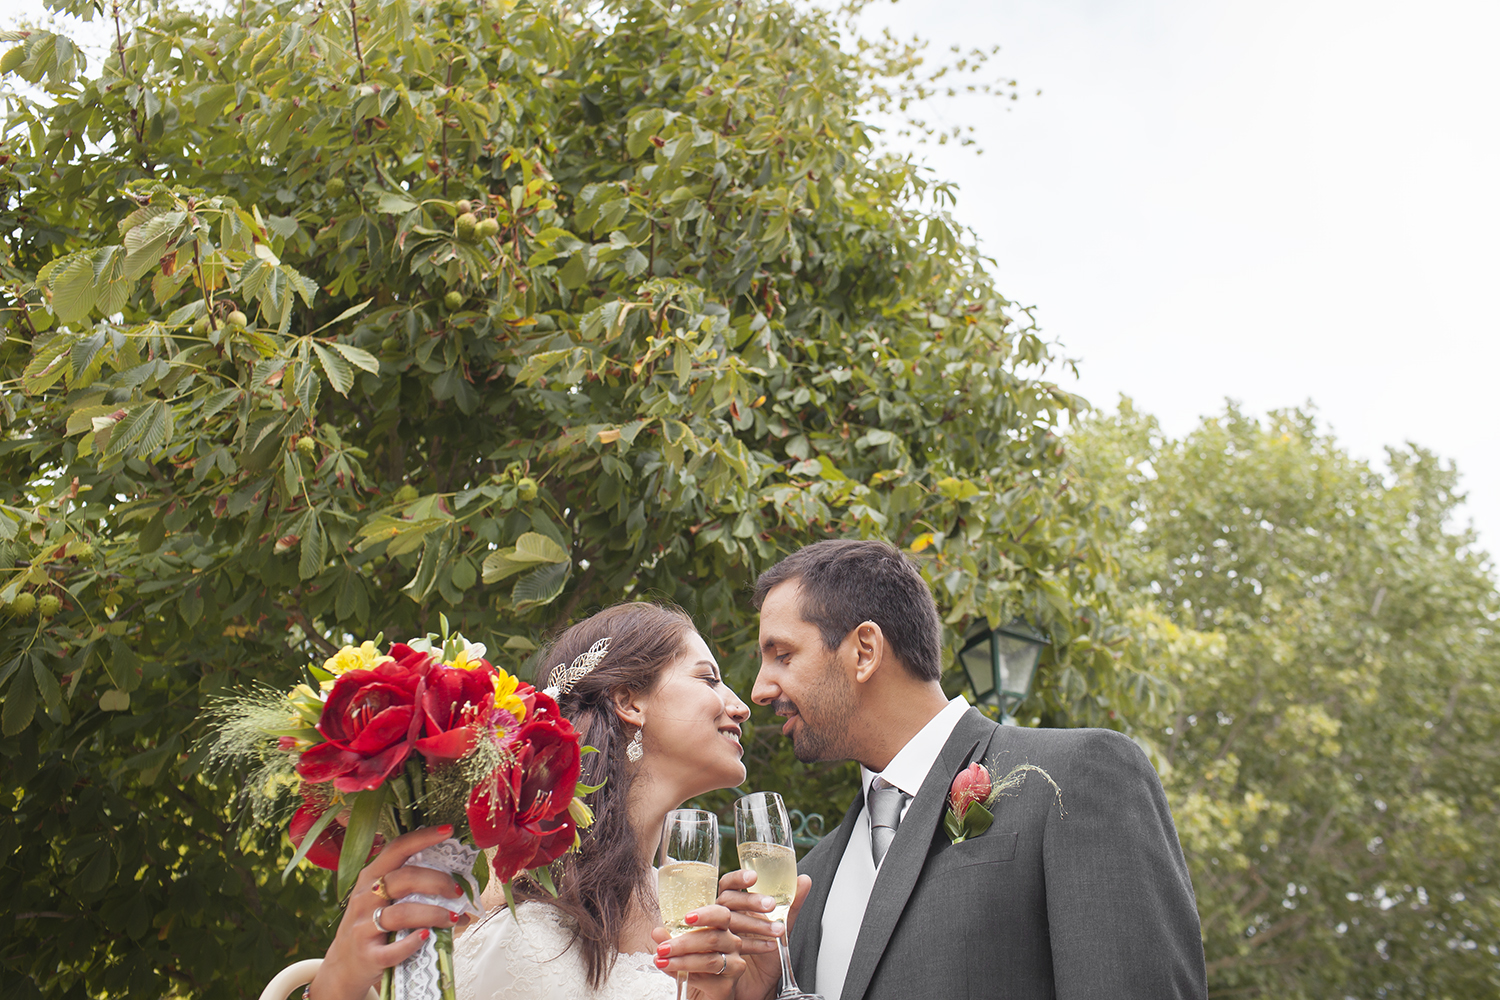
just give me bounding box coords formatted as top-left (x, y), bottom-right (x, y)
top-left (389, 838), bottom-right (484, 1000)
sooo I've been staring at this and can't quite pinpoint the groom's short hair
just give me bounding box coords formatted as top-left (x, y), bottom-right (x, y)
top-left (753, 539), bottom-right (943, 682)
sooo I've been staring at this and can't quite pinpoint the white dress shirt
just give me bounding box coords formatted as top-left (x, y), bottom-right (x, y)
top-left (814, 696), bottom-right (970, 1000)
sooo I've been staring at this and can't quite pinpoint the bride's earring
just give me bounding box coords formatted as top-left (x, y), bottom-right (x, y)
top-left (626, 726), bottom-right (644, 762)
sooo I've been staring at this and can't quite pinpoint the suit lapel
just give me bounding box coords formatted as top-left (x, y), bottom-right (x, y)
top-left (790, 793), bottom-right (862, 985)
top-left (838, 709), bottom-right (995, 1000)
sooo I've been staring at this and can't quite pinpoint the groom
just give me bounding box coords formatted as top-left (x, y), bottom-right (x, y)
top-left (733, 539), bottom-right (1207, 1000)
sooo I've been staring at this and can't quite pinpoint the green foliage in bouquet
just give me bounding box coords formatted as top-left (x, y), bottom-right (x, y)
top-left (0, 1), bottom-right (1168, 995)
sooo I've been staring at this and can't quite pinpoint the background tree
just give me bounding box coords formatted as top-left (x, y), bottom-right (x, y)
top-left (0, 1), bottom-right (1160, 995)
top-left (1077, 401), bottom-right (1500, 998)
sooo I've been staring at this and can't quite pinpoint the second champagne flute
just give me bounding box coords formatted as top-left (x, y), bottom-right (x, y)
top-left (735, 791), bottom-right (822, 1000)
top-left (658, 808), bottom-right (722, 1000)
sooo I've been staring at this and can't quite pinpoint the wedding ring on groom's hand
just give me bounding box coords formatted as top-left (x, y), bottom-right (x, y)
top-left (371, 906), bottom-right (392, 934)
top-left (716, 953), bottom-right (728, 976)
top-left (371, 876), bottom-right (393, 901)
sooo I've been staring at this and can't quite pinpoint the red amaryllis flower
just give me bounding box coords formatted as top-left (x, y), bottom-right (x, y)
top-left (297, 649), bottom-right (432, 793)
top-left (528, 813), bottom-right (578, 869)
top-left (414, 662), bottom-right (497, 763)
top-left (467, 715), bottom-right (584, 882)
top-left (513, 715), bottom-right (582, 821)
top-left (949, 762), bottom-right (992, 820)
top-left (288, 798), bottom-right (383, 870)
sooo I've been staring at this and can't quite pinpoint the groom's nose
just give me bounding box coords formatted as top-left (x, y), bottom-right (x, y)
top-left (750, 668), bottom-right (777, 707)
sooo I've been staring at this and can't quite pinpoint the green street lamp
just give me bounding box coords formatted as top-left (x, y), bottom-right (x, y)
top-left (956, 619), bottom-right (1050, 724)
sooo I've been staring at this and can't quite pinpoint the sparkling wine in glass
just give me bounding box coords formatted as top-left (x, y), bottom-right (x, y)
top-left (735, 792), bottom-right (823, 1000)
top-left (658, 809), bottom-right (721, 999)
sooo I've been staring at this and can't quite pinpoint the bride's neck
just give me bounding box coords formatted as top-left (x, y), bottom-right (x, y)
top-left (615, 771), bottom-right (685, 953)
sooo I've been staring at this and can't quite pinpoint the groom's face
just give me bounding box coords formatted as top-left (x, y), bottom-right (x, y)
top-left (753, 580), bottom-right (860, 764)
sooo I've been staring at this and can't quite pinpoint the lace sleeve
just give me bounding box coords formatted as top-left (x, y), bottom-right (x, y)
top-left (453, 902), bottom-right (675, 1000)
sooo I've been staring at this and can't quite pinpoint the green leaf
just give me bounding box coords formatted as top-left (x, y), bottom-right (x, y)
top-left (31, 659), bottom-right (62, 716)
top-left (299, 518), bottom-right (326, 579)
top-left (962, 802), bottom-right (994, 839)
top-left (1, 662), bottom-right (36, 736)
top-left (376, 191), bottom-right (419, 214)
top-left (449, 555), bottom-right (477, 591)
top-left (511, 531), bottom-right (568, 564)
top-left (106, 400), bottom-right (170, 459)
top-left (330, 341), bottom-right (381, 375)
top-left (313, 342), bottom-right (353, 395)
top-left (283, 800), bottom-right (343, 881)
top-left (136, 509), bottom-right (167, 554)
top-left (511, 560), bottom-right (570, 611)
top-left (338, 786), bottom-right (388, 898)
top-left (98, 689), bottom-right (131, 712)
top-left (200, 387), bottom-right (242, 421)
top-left (181, 583), bottom-right (204, 626)
top-left (481, 547), bottom-right (525, 583)
top-left (38, 248), bottom-right (102, 324)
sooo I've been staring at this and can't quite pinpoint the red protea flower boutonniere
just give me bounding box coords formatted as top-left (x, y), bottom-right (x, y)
top-left (944, 760), bottom-right (1062, 844)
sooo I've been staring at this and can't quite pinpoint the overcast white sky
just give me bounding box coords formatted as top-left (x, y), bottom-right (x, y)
top-left (5, 0), bottom-right (1498, 554)
top-left (855, 0), bottom-right (1500, 557)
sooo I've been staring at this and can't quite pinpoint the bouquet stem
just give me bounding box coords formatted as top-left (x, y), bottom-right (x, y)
top-left (378, 926), bottom-right (456, 1000)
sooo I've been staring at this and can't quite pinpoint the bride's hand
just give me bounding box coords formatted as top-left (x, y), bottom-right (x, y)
top-left (715, 870), bottom-right (813, 1000)
top-left (308, 826), bottom-right (470, 1000)
top-left (649, 903), bottom-right (746, 1000)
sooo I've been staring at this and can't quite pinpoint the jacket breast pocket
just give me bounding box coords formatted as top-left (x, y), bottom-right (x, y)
top-left (940, 830), bottom-right (1019, 869)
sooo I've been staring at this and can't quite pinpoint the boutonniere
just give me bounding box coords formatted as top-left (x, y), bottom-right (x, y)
top-left (944, 761), bottom-right (1062, 844)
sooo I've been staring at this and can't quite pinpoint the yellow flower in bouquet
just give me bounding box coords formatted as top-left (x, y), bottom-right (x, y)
top-left (493, 668), bottom-right (529, 721)
top-left (319, 641), bottom-right (392, 690)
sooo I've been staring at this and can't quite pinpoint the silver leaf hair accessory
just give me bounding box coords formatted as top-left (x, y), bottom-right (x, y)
top-left (543, 637), bottom-right (612, 699)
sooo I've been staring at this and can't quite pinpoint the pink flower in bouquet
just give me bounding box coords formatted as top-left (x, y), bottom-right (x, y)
top-left (950, 762), bottom-right (992, 820)
top-left (296, 644), bottom-right (434, 793)
top-left (467, 712), bottom-right (584, 882)
top-left (414, 661), bottom-right (498, 763)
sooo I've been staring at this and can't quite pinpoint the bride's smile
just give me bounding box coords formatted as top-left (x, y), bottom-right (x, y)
top-left (631, 632), bottom-right (751, 800)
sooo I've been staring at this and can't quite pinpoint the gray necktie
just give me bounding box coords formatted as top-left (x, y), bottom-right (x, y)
top-left (868, 777), bottom-right (910, 867)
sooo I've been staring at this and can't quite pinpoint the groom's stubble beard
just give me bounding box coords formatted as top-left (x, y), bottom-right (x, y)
top-left (780, 649), bottom-right (861, 764)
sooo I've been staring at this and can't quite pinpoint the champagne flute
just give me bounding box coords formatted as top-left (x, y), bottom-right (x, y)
top-left (658, 808), bottom-right (722, 1000)
top-left (735, 792), bottom-right (823, 1000)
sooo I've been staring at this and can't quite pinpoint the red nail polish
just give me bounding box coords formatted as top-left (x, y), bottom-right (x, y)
top-left (657, 943), bottom-right (671, 956)
top-left (684, 912), bottom-right (699, 925)
top-left (450, 911), bottom-right (460, 923)
top-left (654, 957), bottom-right (669, 969)
top-left (439, 825), bottom-right (453, 835)
top-left (421, 929), bottom-right (430, 941)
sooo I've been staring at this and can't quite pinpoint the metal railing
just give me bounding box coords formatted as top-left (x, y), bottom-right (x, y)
top-left (717, 809), bottom-right (826, 853)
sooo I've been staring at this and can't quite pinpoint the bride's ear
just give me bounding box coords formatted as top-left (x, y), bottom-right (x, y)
top-left (610, 687), bottom-right (646, 729)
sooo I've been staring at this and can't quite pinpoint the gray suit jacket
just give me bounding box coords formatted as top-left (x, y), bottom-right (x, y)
top-left (791, 709), bottom-right (1208, 1000)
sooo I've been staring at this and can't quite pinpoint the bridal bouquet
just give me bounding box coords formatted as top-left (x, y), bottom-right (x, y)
top-left (206, 618), bottom-right (596, 1000)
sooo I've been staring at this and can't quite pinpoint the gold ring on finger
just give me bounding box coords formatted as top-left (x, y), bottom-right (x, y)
top-left (372, 906), bottom-right (392, 934)
top-left (371, 876), bottom-right (393, 901)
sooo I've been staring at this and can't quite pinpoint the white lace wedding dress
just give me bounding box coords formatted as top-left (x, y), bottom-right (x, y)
top-left (453, 901), bottom-right (675, 1000)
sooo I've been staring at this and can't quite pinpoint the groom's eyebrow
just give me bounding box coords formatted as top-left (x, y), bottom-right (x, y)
top-left (760, 636), bottom-right (788, 655)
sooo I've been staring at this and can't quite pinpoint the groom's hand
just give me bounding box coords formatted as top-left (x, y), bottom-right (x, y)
top-left (717, 870), bottom-right (814, 1000)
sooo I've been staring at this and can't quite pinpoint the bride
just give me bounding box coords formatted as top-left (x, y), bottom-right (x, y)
top-left (306, 602), bottom-right (781, 1000)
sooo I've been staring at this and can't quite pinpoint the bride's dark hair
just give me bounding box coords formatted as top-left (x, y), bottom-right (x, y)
top-left (517, 601), bottom-right (697, 988)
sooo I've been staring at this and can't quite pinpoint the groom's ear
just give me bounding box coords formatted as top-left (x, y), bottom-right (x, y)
top-left (610, 687), bottom-right (646, 728)
top-left (850, 621), bottom-right (886, 685)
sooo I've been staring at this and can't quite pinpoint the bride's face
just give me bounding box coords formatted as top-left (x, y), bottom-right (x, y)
top-left (639, 631), bottom-right (751, 798)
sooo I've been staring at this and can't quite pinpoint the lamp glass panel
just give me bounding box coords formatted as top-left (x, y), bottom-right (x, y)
top-left (958, 637), bottom-right (995, 702)
top-left (994, 632), bottom-right (1042, 700)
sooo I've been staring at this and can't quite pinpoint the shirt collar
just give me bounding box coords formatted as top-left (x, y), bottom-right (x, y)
top-left (860, 696), bottom-right (971, 801)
